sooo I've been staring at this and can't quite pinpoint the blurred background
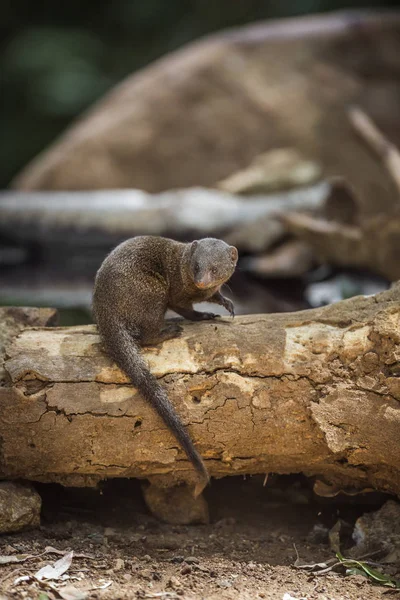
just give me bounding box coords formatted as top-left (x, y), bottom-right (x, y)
top-left (2, 1), bottom-right (400, 323)
top-left (2, 0), bottom-right (399, 188)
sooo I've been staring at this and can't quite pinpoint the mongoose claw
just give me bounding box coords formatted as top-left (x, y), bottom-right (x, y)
top-left (223, 298), bottom-right (235, 318)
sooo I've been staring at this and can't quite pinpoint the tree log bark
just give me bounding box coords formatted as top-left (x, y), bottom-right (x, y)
top-left (0, 184), bottom-right (327, 247)
top-left (1, 287), bottom-right (400, 497)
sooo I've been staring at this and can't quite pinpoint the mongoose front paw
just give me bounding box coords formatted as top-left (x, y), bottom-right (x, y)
top-left (200, 312), bottom-right (220, 320)
top-left (222, 298), bottom-right (235, 318)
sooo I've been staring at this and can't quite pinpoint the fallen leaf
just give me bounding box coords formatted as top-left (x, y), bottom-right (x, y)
top-left (14, 575), bottom-right (31, 585)
top-left (58, 585), bottom-right (87, 600)
top-left (90, 581), bottom-right (112, 590)
top-left (294, 559), bottom-right (331, 570)
top-left (293, 543), bottom-right (334, 572)
top-left (337, 552), bottom-right (400, 589)
top-left (35, 551), bottom-right (74, 581)
top-left (0, 554), bottom-right (32, 565)
top-left (45, 547), bottom-right (94, 560)
top-left (0, 546), bottom-right (89, 567)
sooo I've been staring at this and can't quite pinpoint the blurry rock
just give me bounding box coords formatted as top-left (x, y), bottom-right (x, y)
top-left (12, 11), bottom-right (400, 218)
top-left (242, 240), bottom-right (314, 278)
top-left (217, 148), bottom-right (321, 194)
top-left (224, 215), bottom-right (285, 253)
top-left (222, 181), bottom-right (329, 253)
top-left (323, 177), bottom-right (360, 226)
top-left (351, 500), bottom-right (400, 557)
top-left (283, 209), bottom-right (400, 282)
top-left (328, 519), bottom-right (342, 553)
top-left (0, 482), bottom-right (41, 533)
top-left (307, 523), bottom-right (330, 544)
top-left (142, 484), bottom-right (209, 525)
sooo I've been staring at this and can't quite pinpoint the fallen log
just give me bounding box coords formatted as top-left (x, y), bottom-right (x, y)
top-left (0, 306), bottom-right (58, 383)
top-left (0, 184), bottom-right (327, 247)
top-left (1, 285), bottom-right (400, 506)
top-left (281, 109), bottom-right (400, 281)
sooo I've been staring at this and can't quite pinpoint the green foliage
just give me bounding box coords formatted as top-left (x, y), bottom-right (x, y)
top-left (336, 552), bottom-right (400, 589)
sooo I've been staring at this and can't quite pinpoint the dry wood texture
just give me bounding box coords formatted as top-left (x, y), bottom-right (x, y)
top-left (1, 287), bottom-right (400, 496)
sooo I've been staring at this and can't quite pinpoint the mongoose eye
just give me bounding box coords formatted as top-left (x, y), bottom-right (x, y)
top-left (194, 263), bottom-right (200, 274)
top-left (211, 267), bottom-right (217, 275)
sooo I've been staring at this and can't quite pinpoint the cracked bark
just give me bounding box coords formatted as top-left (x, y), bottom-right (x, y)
top-left (1, 288), bottom-right (400, 504)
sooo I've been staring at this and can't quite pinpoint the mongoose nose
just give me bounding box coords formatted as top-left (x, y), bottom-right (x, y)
top-left (195, 274), bottom-right (213, 288)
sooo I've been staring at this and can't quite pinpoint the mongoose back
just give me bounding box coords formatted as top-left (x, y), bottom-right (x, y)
top-left (92, 236), bottom-right (238, 483)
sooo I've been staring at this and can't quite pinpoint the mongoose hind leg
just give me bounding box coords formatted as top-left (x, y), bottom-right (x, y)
top-left (123, 275), bottom-right (182, 346)
top-left (142, 322), bottom-right (183, 345)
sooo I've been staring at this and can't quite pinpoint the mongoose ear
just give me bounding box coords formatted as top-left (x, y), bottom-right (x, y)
top-left (230, 246), bottom-right (238, 262)
top-left (190, 240), bottom-right (198, 255)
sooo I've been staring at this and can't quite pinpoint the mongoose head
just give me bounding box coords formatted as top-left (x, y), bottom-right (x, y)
top-left (188, 238), bottom-right (238, 289)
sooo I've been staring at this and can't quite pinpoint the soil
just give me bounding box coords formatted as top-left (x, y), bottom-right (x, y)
top-left (0, 475), bottom-right (399, 600)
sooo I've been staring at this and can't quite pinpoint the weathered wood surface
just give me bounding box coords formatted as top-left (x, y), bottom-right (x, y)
top-left (1, 287), bottom-right (400, 495)
top-left (0, 307), bottom-right (58, 383)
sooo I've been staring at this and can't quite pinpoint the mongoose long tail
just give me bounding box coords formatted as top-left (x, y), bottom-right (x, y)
top-left (104, 322), bottom-right (209, 484)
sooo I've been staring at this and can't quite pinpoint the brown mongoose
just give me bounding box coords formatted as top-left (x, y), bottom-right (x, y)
top-left (92, 236), bottom-right (238, 483)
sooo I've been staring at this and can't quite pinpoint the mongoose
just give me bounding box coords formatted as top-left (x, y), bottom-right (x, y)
top-left (92, 236), bottom-right (238, 483)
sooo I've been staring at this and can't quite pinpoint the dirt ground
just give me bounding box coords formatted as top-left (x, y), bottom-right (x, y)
top-left (0, 475), bottom-right (399, 600)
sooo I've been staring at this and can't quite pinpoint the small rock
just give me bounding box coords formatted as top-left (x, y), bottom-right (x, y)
top-left (214, 517), bottom-right (237, 529)
top-left (307, 523), bottom-right (329, 544)
top-left (114, 558), bottom-right (125, 571)
top-left (142, 554), bottom-right (152, 562)
top-left (180, 565), bottom-right (192, 575)
top-left (170, 556), bottom-right (184, 564)
top-left (167, 575), bottom-right (182, 589)
top-left (184, 556), bottom-right (199, 564)
top-left (194, 564), bottom-right (209, 573)
top-left (0, 482), bottom-right (41, 533)
top-left (352, 500), bottom-right (400, 556)
top-left (103, 527), bottom-right (118, 539)
top-left (142, 483), bottom-right (209, 525)
top-left (217, 578), bottom-right (233, 588)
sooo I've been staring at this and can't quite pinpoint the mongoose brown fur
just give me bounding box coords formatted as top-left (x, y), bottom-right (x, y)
top-left (92, 236), bottom-right (238, 483)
